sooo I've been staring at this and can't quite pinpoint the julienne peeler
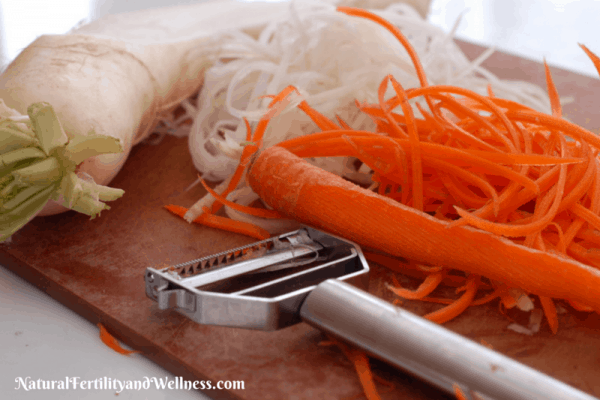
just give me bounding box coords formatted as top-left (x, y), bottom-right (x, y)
top-left (145, 227), bottom-right (598, 400)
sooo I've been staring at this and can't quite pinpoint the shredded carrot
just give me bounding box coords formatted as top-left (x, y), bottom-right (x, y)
top-left (423, 275), bottom-right (480, 324)
top-left (330, 337), bottom-right (381, 400)
top-left (543, 60), bottom-right (562, 118)
top-left (387, 270), bottom-right (444, 299)
top-left (98, 323), bottom-right (140, 356)
top-left (568, 299), bottom-right (595, 312)
top-left (164, 204), bottom-right (270, 240)
top-left (200, 177), bottom-right (284, 219)
top-left (539, 295), bottom-right (559, 334)
top-left (453, 383), bottom-right (468, 400)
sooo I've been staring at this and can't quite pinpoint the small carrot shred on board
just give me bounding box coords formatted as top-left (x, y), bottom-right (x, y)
top-left (327, 337), bottom-right (381, 400)
top-left (386, 270), bottom-right (445, 300)
top-left (199, 177), bottom-right (284, 219)
top-left (164, 204), bottom-right (270, 240)
top-left (453, 383), bottom-right (468, 400)
top-left (98, 323), bottom-right (140, 356)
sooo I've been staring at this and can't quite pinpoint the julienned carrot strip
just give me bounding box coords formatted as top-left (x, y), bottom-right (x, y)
top-left (453, 383), bottom-right (468, 400)
top-left (570, 203), bottom-right (600, 231)
top-left (263, 86), bottom-right (340, 131)
top-left (288, 136), bottom-right (542, 195)
top-left (407, 86), bottom-right (522, 152)
top-left (504, 110), bottom-right (600, 150)
top-left (215, 87), bottom-right (301, 213)
top-left (335, 114), bottom-right (352, 130)
top-left (539, 295), bottom-right (559, 334)
top-left (388, 76), bottom-right (424, 210)
top-left (200, 178), bottom-right (284, 219)
top-left (434, 105), bottom-right (502, 153)
top-left (568, 299), bottom-right (595, 312)
top-left (98, 323), bottom-right (140, 356)
top-left (278, 130), bottom-right (582, 167)
top-left (247, 146), bottom-right (600, 313)
top-left (453, 135), bottom-right (567, 238)
top-left (557, 146), bottom-right (596, 214)
top-left (336, 7), bottom-right (429, 92)
top-left (543, 60), bottom-right (562, 118)
top-left (331, 338), bottom-right (381, 400)
top-left (423, 275), bottom-right (480, 324)
top-left (387, 270), bottom-right (444, 299)
top-left (452, 165), bottom-right (560, 231)
top-left (363, 251), bottom-right (484, 288)
top-left (211, 117), bottom-right (256, 214)
top-left (431, 92), bottom-right (515, 152)
top-left (440, 174), bottom-right (485, 211)
top-left (164, 204), bottom-right (270, 240)
top-left (378, 77), bottom-right (408, 138)
top-left (470, 285), bottom-right (507, 306)
top-left (579, 44), bottom-right (600, 78)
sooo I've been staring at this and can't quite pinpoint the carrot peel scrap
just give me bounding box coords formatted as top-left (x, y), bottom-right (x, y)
top-left (98, 323), bottom-right (140, 356)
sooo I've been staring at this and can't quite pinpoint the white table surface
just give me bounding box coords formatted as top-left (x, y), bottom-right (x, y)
top-left (0, 266), bottom-right (211, 400)
top-left (1, 1), bottom-right (599, 400)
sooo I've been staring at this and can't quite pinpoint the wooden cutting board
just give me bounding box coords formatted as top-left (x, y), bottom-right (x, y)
top-left (1, 40), bottom-right (600, 400)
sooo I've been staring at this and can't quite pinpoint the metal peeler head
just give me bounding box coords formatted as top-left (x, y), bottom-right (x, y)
top-left (145, 227), bottom-right (369, 330)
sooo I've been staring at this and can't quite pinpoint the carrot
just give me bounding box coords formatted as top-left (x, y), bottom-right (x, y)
top-left (247, 146), bottom-right (600, 313)
top-left (98, 323), bottom-right (140, 356)
top-left (579, 43), bottom-right (600, 77)
top-left (200, 177), bottom-right (284, 219)
top-left (539, 295), bottom-right (559, 334)
top-left (330, 338), bottom-right (381, 400)
top-left (164, 204), bottom-right (270, 240)
top-left (453, 383), bottom-right (468, 400)
top-left (543, 60), bottom-right (562, 118)
top-left (386, 270), bottom-right (445, 300)
top-left (423, 274), bottom-right (480, 324)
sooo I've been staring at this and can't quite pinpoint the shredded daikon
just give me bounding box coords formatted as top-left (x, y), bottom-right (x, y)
top-left (183, 0), bottom-right (554, 226)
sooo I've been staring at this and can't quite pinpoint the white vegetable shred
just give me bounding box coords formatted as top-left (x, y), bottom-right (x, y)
top-left (181, 1), bottom-right (553, 229)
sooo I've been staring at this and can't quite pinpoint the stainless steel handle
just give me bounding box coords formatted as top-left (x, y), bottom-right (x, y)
top-left (299, 279), bottom-right (598, 400)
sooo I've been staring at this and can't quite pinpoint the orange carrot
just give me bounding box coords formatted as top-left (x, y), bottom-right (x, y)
top-left (98, 323), bottom-right (140, 356)
top-left (453, 383), bottom-right (468, 400)
top-left (539, 295), bottom-right (559, 334)
top-left (247, 146), bottom-right (600, 313)
top-left (423, 274), bottom-right (480, 324)
top-left (579, 43), bottom-right (600, 77)
top-left (200, 178), bottom-right (284, 219)
top-left (164, 204), bottom-right (270, 240)
top-left (331, 338), bottom-right (381, 400)
top-left (543, 60), bottom-right (562, 118)
top-left (387, 270), bottom-right (445, 299)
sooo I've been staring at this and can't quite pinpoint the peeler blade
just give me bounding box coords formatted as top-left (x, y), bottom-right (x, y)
top-left (144, 227), bottom-right (369, 330)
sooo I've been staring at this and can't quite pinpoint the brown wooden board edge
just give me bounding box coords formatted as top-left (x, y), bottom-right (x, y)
top-left (0, 250), bottom-right (242, 400)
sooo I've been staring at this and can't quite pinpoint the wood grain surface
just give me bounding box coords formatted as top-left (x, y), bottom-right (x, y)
top-left (1, 40), bottom-right (600, 400)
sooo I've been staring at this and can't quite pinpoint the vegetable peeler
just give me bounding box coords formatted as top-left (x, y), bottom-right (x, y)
top-left (145, 227), bottom-right (598, 400)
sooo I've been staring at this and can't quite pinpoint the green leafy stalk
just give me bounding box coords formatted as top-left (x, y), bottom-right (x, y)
top-left (27, 103), bottom-right (69, 156)
top-left (0, 102), bottom-right (126, 241)
top-left (0, 121), bottom-right (38, 153)
top-left (1, 147), bottom-right (46, 166)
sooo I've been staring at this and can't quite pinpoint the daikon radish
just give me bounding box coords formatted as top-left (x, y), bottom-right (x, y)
top-left (0, 0), bottom-right (314, 241)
